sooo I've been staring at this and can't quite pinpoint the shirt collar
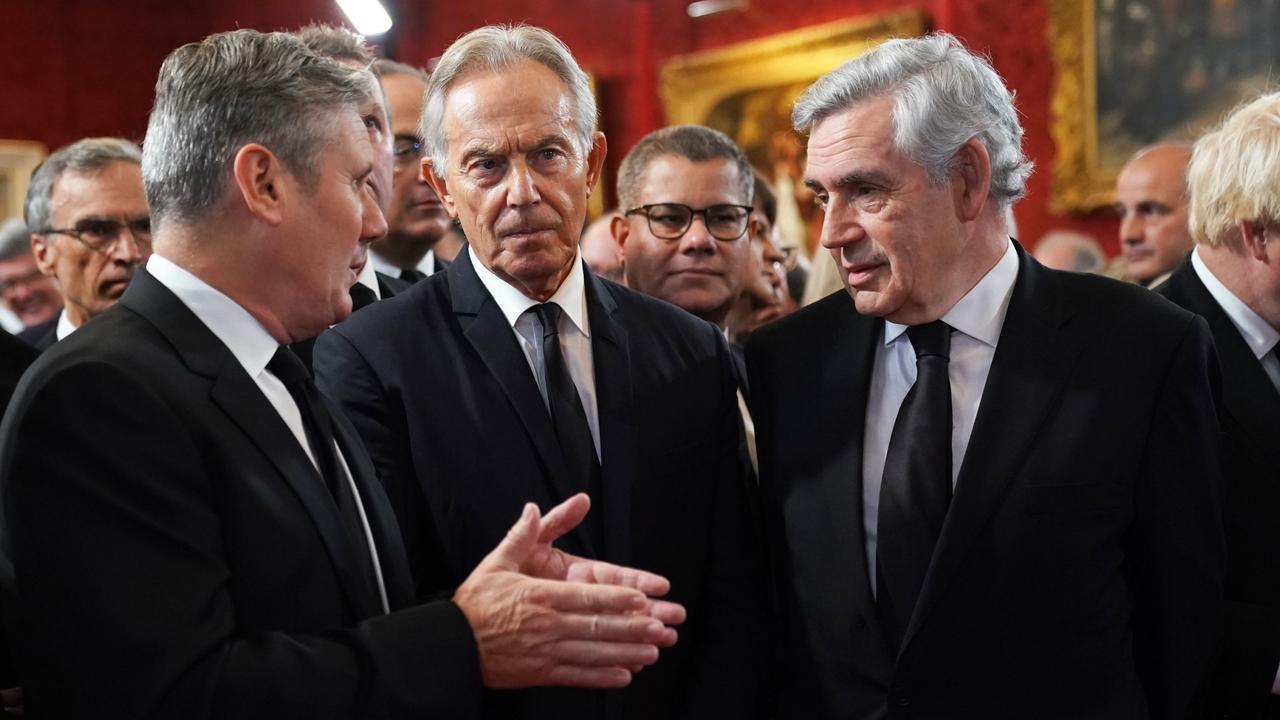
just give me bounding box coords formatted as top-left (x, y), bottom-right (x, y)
top-left (416, 249), bottom-right (437, 277)
top-left (884, 238), bottom-right (1018, 347)
top-left (1193, 247), bottom-right (1280, 360)
top-left (55, 309), bottom-right (76, 340)
top-left (146, 253), bottom-right (280, 378)
top-left (469, 245), bottom-right (591, 337)
top-left (355, 256), bottom-right (381, 300)
top-left (366, 250), bottom-right (399, 281)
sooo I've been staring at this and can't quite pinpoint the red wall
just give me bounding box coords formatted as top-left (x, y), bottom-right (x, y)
top-left (6, 0), bottom-right (1121, 253)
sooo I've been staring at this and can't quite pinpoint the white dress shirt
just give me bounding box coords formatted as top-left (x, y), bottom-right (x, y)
top-left (863, 240), bottom-right (1018, 594)
top-left (468, 245), bottom-right (600, 458)
top-left (55, 308), bottom-right (76, 340)
top-left (1192, 248), bottom-right (1280, 394)
top-left (145, 254), bottom-right (390, 613)
top-left (369, 248), bottom-right (439, 281)
top-left (354, 258), bottom-right (382, 301)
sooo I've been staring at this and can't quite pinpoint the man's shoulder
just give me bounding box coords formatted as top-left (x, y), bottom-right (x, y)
top-left (598, 279), bottom-right (726, 353)
top-left (17, 316), bottom-right (57, 350)
top-left (330, 272), bottom-right (452, 345)
top-left (748, 289), bottom-right (861, 357)
top-left (1048, 263), bottom-right (1198, 338)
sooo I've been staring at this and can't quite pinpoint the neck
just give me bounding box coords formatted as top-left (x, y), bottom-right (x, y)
top-left (1199, 243), bottom-right (1280, 332)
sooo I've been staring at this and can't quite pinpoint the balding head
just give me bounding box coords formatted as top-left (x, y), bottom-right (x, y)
top-left (1114, 143), bottom-right (1193, 285)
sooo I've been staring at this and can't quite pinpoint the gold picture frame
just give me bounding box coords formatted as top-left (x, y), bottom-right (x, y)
top-left (1049, 0), bottom-right (1279, 212)
top-left (0, 141), bottom-right (46, 221)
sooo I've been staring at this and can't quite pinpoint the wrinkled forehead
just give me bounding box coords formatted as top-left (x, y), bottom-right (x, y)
top-left (49, 161), bottom-right (147, 219)
top-left (441, 62), bottom-right (577, 145)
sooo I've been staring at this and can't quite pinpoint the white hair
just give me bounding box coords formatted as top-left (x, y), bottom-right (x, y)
top-left (1188, 91), bottom-right (1280, 247)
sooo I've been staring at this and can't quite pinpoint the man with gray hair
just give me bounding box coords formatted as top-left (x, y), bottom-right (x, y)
top-left (20, 137), bottom-right (149, 350)
top-left (0, 218), bottom-right (61, 333)
top-left (747, 32), bottom-right (1223, 718)
top-left (1157, 91), bottom-right (1280, 718)
top-left (1, 29), bottom-right (684, 719)
top-left (315, 23), bottom-right (765, 720)
top-left (612, 125), bottom-right (757, 333)
top-left (1032, 229), bottom-right (1107, 273)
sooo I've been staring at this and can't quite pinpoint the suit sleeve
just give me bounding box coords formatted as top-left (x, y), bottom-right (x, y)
top-left (1132, 315), bottom-right (1226, 717)
top-left (2, 360), bottom-right (480, 719)
top-left (682, 329), bottom-right (771, 718)
top-left (314, 328), bottom-right (445, 601)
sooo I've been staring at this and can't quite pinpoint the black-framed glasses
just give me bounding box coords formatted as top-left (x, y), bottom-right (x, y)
top-left (40, 217), bottom-right (151, 253)
top-left (625, 203), bottom-right (752, 241)
top-left (393, 134), bottom-right (424, 169)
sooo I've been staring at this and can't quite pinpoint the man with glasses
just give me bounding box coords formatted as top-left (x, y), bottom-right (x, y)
top-left (369, 59), bottom-right (451, 284)
top-left (20, 138), bottom-right (149, 350)
top-left (0, 218), bottom-right (62, 334)
top-left (315, 25), bottom-right (766, 719)
top-left (613, 125), bottom-right (757, 336)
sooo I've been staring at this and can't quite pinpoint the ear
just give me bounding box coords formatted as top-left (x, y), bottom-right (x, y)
top-left (951, 137), bottom-right (993, 223)
top-left (422, 157), bottom-right (459, 219)
top-left (30, 234), bottom-right (57, 276)
top-left (1238, 219), bottom-right (1270, 261)
top-left (584, 132), bottom-right (608, 197)
top-left (231, 144), bottom-right (286, 225)
top-left (609, 212), bottom-right (630, 253)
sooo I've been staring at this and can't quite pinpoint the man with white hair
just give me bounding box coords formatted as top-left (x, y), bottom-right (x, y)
top-left (315, 24), bottom-right (764, 720)
top-left (747, 32), bottom-right (1223, 718)
top-left (1157, 91), bottom-right (1280, 718)
top-left (1, 29), bottom-right (684, 718)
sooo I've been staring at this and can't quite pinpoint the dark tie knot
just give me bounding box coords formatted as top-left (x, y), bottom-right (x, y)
top-left (400, 268), bottom-right (427, 283)
top-left (267, 346), bottom-right (312, 386)
top-left (906, 321), bottom-right (952, 360)
top-left (532, 303), bottom-right (564, 340)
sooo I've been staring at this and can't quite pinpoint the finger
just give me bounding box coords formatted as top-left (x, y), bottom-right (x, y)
top-left (529, 579), bottom-right (647, 614)
top-left (548, 612), bottom-right (671, 644)
top-left (546, 640), bottom-right (660, 668)
top-left (565, 559), bottom-right (671, 597)
top-left (641, 599), bottom-right (687, 627)
top-left (537, 493), bottom-right (590, 545)
top-left (543, 665), bottom-right (633, 689)
top-left (481, 503), bottom-right (541, 572)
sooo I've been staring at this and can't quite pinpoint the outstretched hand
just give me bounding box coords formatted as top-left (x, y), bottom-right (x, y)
top-left (453, 494), bottom-right (685, 689)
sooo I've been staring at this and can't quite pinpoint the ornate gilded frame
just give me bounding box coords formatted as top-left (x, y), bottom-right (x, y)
top-left (660, 9), bottom-right (927, 126)
top-left (0, 140), bottom-right (45, 221)
top-left (1048, 0), bottom-right (1111, 212)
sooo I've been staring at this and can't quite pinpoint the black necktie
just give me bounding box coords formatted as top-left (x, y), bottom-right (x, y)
top-left (877, 320), bottom-right (953, 651)
top-left (400, 268), bottom-right (427, 284)
top-left (349, 282), bottom-right (377, 312)
top-left (531, 303), bottom-right (603, 541)
top-left (267, 346), bottom-right (381, 601)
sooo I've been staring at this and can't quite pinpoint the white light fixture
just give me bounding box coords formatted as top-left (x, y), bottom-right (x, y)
top-left (336, 0), bottom-right (393, 36)
top-left (687, 0), bottom-right (747, 18)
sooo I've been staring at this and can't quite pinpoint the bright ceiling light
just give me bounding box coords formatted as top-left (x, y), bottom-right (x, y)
top-left (687, 0), bottom-right (747, 17)
top-left (336, 0), bottom-right (393, 36)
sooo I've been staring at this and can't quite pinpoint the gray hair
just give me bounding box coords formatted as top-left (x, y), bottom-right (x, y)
top-left (373, 57), bottom-right (429, 81)
top-left (421, 24), bottom-right (596, 178)
top-left (24, 137), bottom-right (142, 234)
top-left (293, 23), bottom-right (373, 66)
top-left (0, 218), bottom-right (31, 260)
top-left (793, 32), bottom-right (1032, 208)
top-left (142, 29), bottom-right (378, 225)
top-left (615, 125), bottom-right (754, 211)
top-left (1187, 95), bottom-right (1280, 247)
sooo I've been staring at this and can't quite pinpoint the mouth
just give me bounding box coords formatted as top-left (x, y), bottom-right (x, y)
top-left (841, 261), bottom-right (883, 286)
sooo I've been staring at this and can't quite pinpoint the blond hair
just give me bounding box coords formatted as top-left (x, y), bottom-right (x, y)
top-left (1188, 92), bottom-right (1280, 247)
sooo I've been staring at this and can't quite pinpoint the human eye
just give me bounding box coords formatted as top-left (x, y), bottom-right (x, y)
top-left (77, 219), bottom-right (117, 240)
top-left (708, 205), bottom-right (746, 225)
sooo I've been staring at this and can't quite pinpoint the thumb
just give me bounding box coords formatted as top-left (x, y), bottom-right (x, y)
top-left (483, 502), bottom-right (541, 572)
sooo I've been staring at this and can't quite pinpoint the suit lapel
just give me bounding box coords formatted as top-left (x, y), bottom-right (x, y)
top-left (1166, 262), bottom-right (1280, 467)
top-left (448, 251), bottom-right (595, 556)
top-left (120, 269), bottom-right (384, 618)
top-left (904, 247), bottom-right (1085, 650)
top-left (585, 273), bottom-right (634, 565)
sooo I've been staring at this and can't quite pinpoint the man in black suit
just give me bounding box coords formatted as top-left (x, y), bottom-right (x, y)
top-left (19, 137), bottom-right (150, 351)
top-left (0, 29), bottom-right (684, 719)
top-left (1157, 91), bottom-right (1280, 719)
top-left (747, 33), bottom-right (1224, 719)
top-left (314, 24), bottom-right (764, 720)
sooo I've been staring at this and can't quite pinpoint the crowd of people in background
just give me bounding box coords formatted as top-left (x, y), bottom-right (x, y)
top-left (0, 18), bottom-right (1277, 720)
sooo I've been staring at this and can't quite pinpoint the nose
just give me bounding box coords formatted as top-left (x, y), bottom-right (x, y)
top-left (819, 203), bottom-right (863, 251)
top-left (361, 185), bottom-right (389, 243)
top-left (679, 215), bottom-right (716, 254)
top-left (1120, 213), bottom-right (1144, 246)
top-left (506, 162), bottom-right (542, 207)
top-left (110, 231), bottom-right (146, 264)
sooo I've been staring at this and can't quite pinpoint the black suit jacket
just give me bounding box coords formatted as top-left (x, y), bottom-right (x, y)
top-left (15, 316), bottom-right (56, 352)
top-left (314, 250), bottom-right (766, 720)
top-left (1158, 259), bottom-right (1280, 719)
top-left (747, 245), bottom-right (1225, 719)
top-left (0, 268), bottom-right (481, 719)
